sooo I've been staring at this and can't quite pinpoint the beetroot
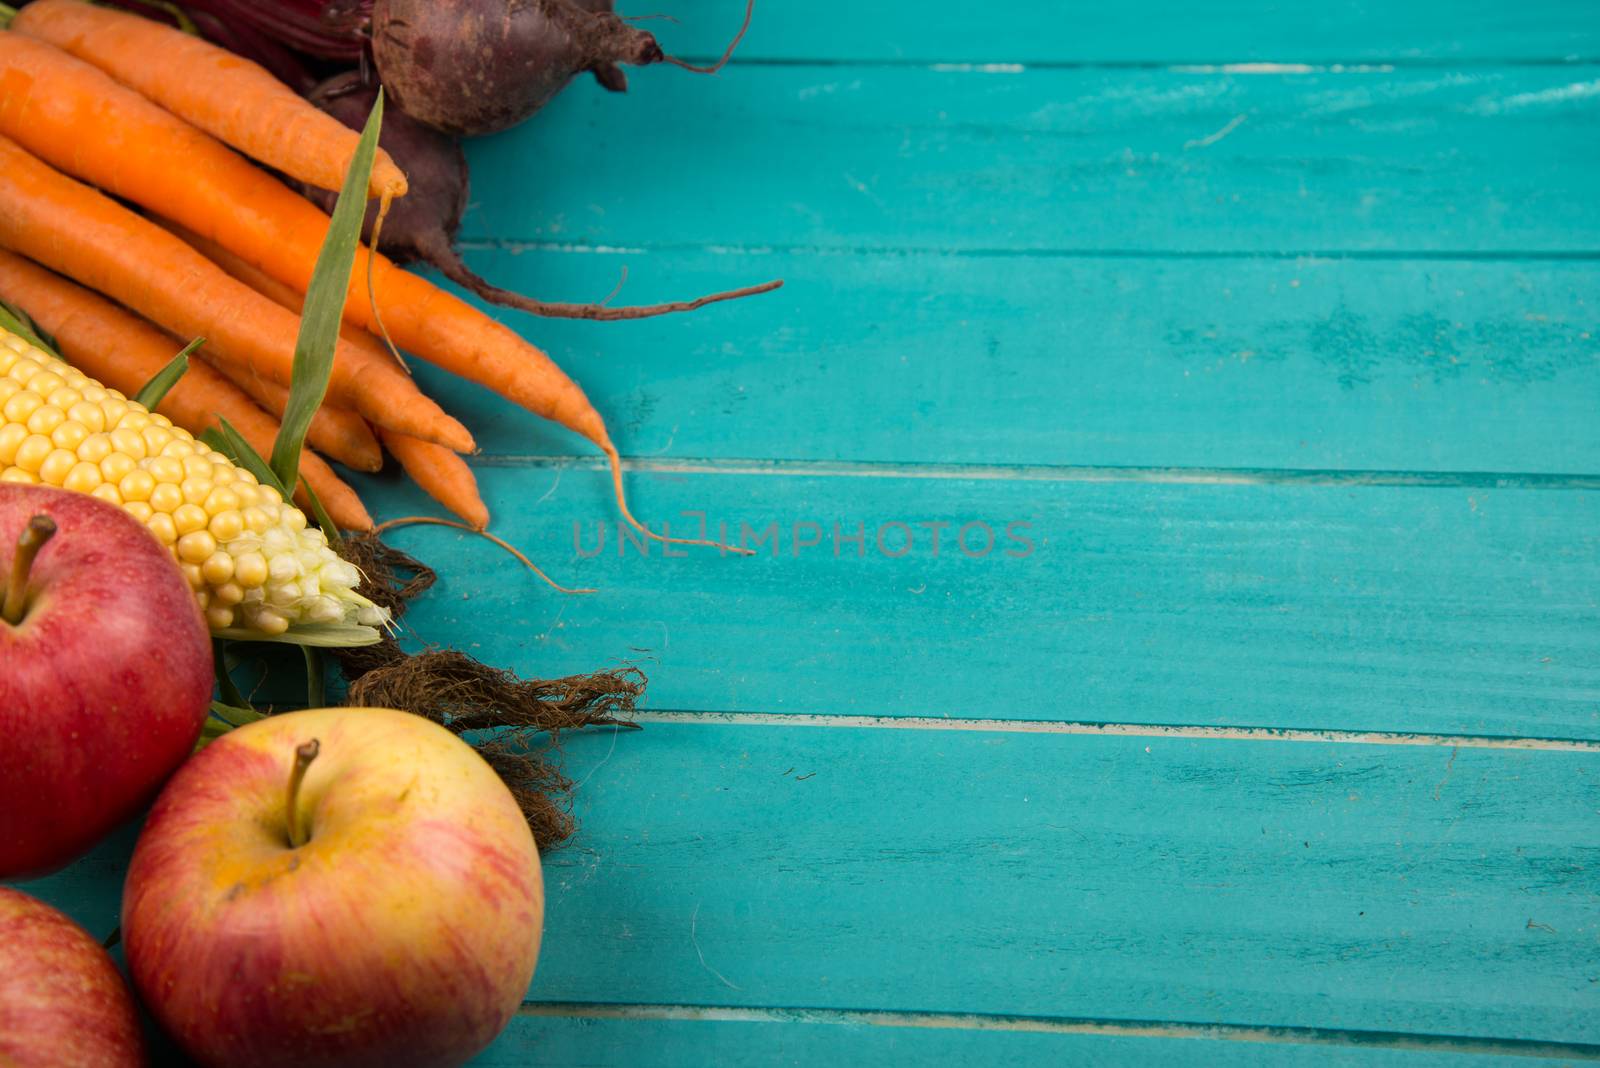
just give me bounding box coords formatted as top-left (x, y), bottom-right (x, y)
top-left (371, 0), bottom-right (752, 137)
top-left (301, 73), bottom-right (780, 321)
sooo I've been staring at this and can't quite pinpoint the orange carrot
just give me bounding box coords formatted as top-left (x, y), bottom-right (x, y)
top-left (378, 430), bottom-right (490, 530)
top-left (0, 248), bottom-right (373, 530)
top-left (171, 222), bottom-right (489, 530)
top-left (160, 218), bottom-right (406, 370)
top-left (0, 31), bottom-right (739, 553)
top-left (176, 223), bottom-right (492, 528)
top-left (12, 0), bottom-right (408, 201)
top-left (202, 359), bottom-right (382, 474)
top-left (0, 132), bottom-right (473, 453)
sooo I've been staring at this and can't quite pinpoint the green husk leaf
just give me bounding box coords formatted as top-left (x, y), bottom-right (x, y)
top-left (208, 417), bottom-right (289, 496)
top-left (213, 639), bottom-right (250, 709)
top-left (214, 622), bottom-right (382, 648)
top-left (133, 336), bottom-right (203, 409)
top-left (303, 646), bottom-right (326, 706)
top-left (114, 0), bottom-right (199, 34)
top-left (197, 700), bottom-right (267, 749)
top-left (0, 299), bottom-right (55, 354)
top-left (270, 92), bottom-right (383, 494)
top-left (297, 474), bottom-right (343, 550)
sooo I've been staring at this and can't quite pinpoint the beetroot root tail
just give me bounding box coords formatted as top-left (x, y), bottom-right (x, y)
top-left (663, 0), bottom-right (755, 74)
top-left (421, 231), bottom-right (781, 321)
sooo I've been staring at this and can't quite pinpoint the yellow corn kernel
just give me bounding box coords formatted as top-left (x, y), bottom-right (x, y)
top-left (141, 425), bottom-right (174, 455)
top-left (146, 512), bottom-right (178, 546)
top-left (38, 448), bottom-right (77, 486)
top-left (0, 324), bottom-right (382, 641)
top-left (63, 462), bottom-right (104, 495)
top-left (145, 456), bottom-right (183, 485)
top-left (180, 478), bottom-right (210, 506)
top-left (107, 428), bottom-right (145, 461)
top-left (233, 552), bottom-right (268, 588)
top-left (67, 401), bottom-right (105, 433)
top-left (25, 405), bottom-right (64, 436)
top-left (14, 434), bottom-right (52, 474)
top-left (208, 509), bottom-right (243, 542)
top-left (148, 482), bottom-right (183, 514)
top-left (75, 433), bottom-right (112, 465)
top-left (99, 452), bottom-right (136, 484)
top-left (172, 503), bottom-right (209, 536)
top-left (3, 390), bottom-right (42, 424)
top-left (177, 530), bottom-right (217, 565)
top-left (118, 469), bottom-right (156, 503)
top-left (0, 423), bottom-right (26, 465)
top-left (50, 420), bottom-right (88, 452)
top-left (200, 552), bottom-right (234, 586)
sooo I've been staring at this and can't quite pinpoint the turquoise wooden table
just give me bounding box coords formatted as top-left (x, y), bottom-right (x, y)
top-left (22, 1), bottom-right (1600, 1063)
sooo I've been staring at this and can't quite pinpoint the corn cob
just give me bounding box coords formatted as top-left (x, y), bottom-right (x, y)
top-left (0, 324), bottom-right (385, 641)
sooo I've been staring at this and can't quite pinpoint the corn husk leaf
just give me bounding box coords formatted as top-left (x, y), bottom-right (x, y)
top-left (270, 92), bottom-right (383, 494)
top-left (133, 336), bottom-right (203, 409)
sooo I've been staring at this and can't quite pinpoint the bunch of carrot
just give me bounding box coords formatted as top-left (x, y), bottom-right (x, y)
top-left (0, 0), bottom-right (736, 547)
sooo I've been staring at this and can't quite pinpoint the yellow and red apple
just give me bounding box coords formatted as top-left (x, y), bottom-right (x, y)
top-left (123, 706), bottom-right (544, 1068)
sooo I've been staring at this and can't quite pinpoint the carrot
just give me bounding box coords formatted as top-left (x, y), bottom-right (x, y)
top-left (378, 430), bottom-right (490, 530)
top-left (0, 31), bottom-right (741, 553)
top-left (0, 131), bottom-right (473, 453)
top-left (202, 359), bottom-right (382, 474)
top-left (175, 222), bottom-right (492, 528)
top-left (159, 217), bottom-right (406, 370)
top-left (0, 248), bottom-right (373, 531)
top-left (11, 0), bottom-right (408, 202)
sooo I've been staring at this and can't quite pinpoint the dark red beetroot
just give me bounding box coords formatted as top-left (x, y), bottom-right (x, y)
top-left (303, 72), bottom-right (780, 321)
top-left (371, 0), bottom-right (752, 137)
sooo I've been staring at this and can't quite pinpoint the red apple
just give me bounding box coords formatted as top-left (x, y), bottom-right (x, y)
top-left (0, 485), bottom-right (213, 878)
top-left (123, 706), bottom-right (543, 1068)
top-left (0, 885), bottom-right (146, 1067)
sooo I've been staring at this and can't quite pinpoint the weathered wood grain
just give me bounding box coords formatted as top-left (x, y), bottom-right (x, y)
top-left (350, 466), bottom-right (1600, 740)
top-left (463, 66), bottom-right (1600, 253)
top-left (647, 1), bottom-right (1600, 64)
top-left (407, 249), bottom-right (1600, 475)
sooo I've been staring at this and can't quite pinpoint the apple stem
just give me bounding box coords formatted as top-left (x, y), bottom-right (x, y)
top-left (2, 515), bottom-right (56, 626)
top-left (285, 739), bottom-right (321, 848)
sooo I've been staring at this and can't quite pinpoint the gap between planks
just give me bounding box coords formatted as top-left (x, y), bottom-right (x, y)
top-left (665, 56), bottom-right (1600, 73)
top-left (516, 1003), bottom-right (1600, 1061)
top-left (632, 711), bottom-right (1600, 752)
top-left (458, 238), bottom-right (1600, 261)
top-left (469, 454), bottom-right (1600, 491)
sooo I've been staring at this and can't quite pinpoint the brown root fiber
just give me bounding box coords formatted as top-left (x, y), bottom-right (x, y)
top-left (332, 530), bottom-right (642, 849)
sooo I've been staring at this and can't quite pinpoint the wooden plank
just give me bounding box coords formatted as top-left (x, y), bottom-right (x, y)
top-left (462, 66), bottom-right (1600, 253)
top-left (413, 249), bottom-right (1600, 474)
top-left (473, 726), bottom-right (1597, 1041)
top-left (648, 1), bottom-right (1600, 64)
top-left (23, 727), bottom-right (1599, 1047)
top-left (353, 468), bottom-right (1600, 739)
top-left (474, 1008), bottom-right (1582, 1067)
